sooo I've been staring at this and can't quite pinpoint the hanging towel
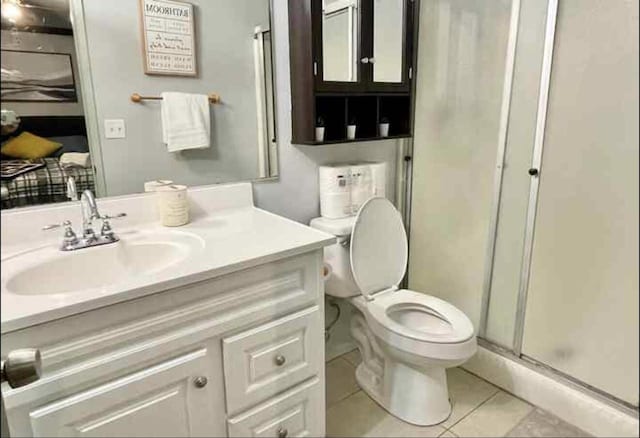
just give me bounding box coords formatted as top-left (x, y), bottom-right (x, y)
top-left (161, 92), bottom-right (211, 152)
top-left (60, 152), bottom-right (91, 168)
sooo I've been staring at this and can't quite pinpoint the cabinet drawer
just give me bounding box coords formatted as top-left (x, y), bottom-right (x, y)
top-left (227, 377), bottom-right (323, 437)
top-left (222, 306), bottom-right (322, 414)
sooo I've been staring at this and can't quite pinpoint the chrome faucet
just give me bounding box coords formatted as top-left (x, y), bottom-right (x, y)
top-left (80, 189), bottom-right (101, 239)
top-left (43, 189), bottom-right (127, 251)
top-left (66, 176), bottom-right (78, 201)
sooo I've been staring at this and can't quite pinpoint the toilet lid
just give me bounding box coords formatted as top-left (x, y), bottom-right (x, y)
top-left (350, 197), bottom-right (408, 299)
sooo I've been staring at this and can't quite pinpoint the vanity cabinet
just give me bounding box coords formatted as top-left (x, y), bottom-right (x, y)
top-left (289, 0), bottom-right (419, 144)
top-left (1, 251), bottom-right (326, 437)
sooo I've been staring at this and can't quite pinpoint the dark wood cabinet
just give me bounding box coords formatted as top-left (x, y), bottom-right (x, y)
top-left (289, 0), bottom-right (419, 145)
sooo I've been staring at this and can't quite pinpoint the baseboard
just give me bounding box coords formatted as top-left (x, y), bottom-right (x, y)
top-left (463, 346), bottom-right (639, 437)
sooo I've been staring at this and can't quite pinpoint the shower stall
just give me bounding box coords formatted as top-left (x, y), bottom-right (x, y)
top-left (407, 0), bottom-right (638, 412)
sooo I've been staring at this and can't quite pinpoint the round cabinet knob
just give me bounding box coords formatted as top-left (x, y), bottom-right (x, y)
top-left (1, 348), bottom-right (42, 389)
top-left (274, 355), bottom-right (286, 366)
top-left (528, 168), bottom-right (539, 176)
top-left (360, 57), bottom-right (369, 64)
top-left (193, 376), bottom-right (208, 388)
top-left (277, 427), bottom-right (288, 438)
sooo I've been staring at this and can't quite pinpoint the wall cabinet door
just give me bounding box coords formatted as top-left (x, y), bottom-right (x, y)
top-left (367, 0), bottom-right (415, 92)
top-left (27, 349), bottom-right (219, 437)
top-left (313, 0), bottom-right (415, 93)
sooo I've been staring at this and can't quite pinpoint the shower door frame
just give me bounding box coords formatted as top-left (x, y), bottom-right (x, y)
top-left (401, 0), bottom-right (639, 415)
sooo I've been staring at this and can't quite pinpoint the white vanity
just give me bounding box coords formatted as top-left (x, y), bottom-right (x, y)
top-left (1, 183), bottom-right (334, 437)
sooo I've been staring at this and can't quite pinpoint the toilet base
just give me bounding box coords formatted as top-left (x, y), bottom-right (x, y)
top-left (350, 312), bottom-right (453, 426)
top-left (355, 359), bottom-right (452, 426)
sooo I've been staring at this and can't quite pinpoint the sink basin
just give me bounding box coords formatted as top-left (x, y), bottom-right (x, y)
top-left (3, 230), bottom-right (204, 296)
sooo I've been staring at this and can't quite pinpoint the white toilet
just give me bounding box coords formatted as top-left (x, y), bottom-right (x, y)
top-left (311, 197), bottom-right (477, 426)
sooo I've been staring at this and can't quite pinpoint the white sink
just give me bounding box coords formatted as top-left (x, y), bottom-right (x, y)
top-left (3, 230), bottom-right (204, 296)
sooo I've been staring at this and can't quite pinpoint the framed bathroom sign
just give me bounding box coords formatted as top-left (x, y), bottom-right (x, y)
top-left (139, 0), bottom-right (197, 76)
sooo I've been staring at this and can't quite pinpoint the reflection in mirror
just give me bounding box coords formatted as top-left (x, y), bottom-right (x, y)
top-left (1, 0), bottom-right (95, 210)
top-left (1, 0), bottom-right (278, 211)
top-left (322, 0), bottom-right (359, 82)
top-left (373, 0), bottom-right (404, 83)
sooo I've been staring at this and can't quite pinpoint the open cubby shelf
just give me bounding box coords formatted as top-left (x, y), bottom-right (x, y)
top-left (314, 95), bottom-right (412, 144)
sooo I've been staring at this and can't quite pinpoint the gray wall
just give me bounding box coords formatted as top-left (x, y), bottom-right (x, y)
top-left (82, 0), bottom-right (269, 196)
top-left (1, 30), bottom-right (84, 116)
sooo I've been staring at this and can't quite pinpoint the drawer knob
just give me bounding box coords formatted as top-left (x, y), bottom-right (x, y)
top-left (194, 376), bottom-right (208, 388)
top-left (277, 427), bottom-right (288, 438)
top-left (274, 355), bottom-right (286, 366)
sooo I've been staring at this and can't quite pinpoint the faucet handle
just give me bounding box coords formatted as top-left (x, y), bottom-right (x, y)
top-left (43, 220), bottom-right (78, 247)
top-left (42, 220), bottom-right (73, 231)
top-left (100, 213), bottom-right (127, 220)
top-left (99, 213), bottom-right (125, 240)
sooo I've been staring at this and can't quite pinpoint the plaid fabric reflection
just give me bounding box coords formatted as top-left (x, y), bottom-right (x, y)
top-left (1, 158), bottom-right (95, 209)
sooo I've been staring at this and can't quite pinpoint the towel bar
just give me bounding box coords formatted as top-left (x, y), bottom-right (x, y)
top-left (130, 93), bottom-right (221, 104)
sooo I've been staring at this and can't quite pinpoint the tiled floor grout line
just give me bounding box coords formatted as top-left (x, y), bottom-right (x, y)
top-left (328, 388), bottom-right (363, 409)
top-left (443, 387), bottom-right (502, 432)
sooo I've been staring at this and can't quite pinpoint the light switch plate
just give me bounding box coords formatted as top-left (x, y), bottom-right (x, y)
top-left (104, 119), bottom-right (126, 139)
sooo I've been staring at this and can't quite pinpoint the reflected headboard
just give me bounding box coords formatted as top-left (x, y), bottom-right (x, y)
top-left (13, 116), bottom-right (87, 138)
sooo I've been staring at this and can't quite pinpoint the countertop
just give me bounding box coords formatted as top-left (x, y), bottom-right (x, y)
top-left (1, 206), bottom-right (335, 334)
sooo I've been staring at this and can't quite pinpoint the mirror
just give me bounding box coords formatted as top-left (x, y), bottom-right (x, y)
top-left (322, 0), bottom-right (359, 82)
top-left (0, 0), bottom-right (278, 211)
top-left (373, 0), bottom-right (405, 83)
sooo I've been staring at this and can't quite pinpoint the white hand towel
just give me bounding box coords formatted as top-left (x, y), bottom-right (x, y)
top-left (161, 92), bottom-right (211, 152)
top-left (60, 152), bottom-right (91, 168)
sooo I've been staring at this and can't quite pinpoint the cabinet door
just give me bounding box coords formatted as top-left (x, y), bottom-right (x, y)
top-left (365, 0), bottom-right (415, 92)
top-left (313, 0), bottom-right (367, 92)
top-left (314, 0), bottom-right (415, 93)
top-left (27, 349), bottom-right (219, 437)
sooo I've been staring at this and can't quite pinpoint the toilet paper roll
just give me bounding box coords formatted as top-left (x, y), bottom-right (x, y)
top-left (319, 165), bottom-right (352, 219)
top-left (155, 184), bottom-right (189, 227)
top-left (350, 164), bottom-right (373, 214)
top-left (369, 162), bottom-right (387, 197)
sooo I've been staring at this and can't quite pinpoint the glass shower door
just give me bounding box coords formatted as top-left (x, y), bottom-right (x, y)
top-left (519, 0), bottom-right (639, 406)
top-left (408, 0), bottom-right (516, 328)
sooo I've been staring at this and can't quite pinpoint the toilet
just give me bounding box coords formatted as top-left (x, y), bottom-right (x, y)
top-left (311, 197), bottom-right (477, 426)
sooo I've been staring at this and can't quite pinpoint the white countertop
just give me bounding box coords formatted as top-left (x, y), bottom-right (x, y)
top-left (1, 184), bottom-right (335, 334)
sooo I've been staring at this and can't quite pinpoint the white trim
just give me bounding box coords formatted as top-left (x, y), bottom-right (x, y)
top-left (513, 0), bottom-right (558, 354)
top-left (479, 0), bottom-right (521, 337)
top-left (254, 26), bottom-right (269, 179)
top-left (69, 0), bottom-right (107, 197)
top-left (463, 346), bottom-right (639, 437)
top-left (323, 0), bottom-right (358, 15)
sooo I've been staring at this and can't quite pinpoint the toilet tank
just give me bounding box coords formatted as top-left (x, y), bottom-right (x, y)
top-left (309, 216), bottom-right (360, 298)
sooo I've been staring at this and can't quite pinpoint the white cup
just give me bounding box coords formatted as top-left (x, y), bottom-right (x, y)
top-left (347, 125), bottom-right (357, 140)
top-left (379, 123), bottom-right (390, 137)
top-left (155, 185), bottom-right (189, 227)
top-left (315, 126), bottom-right (325, 142)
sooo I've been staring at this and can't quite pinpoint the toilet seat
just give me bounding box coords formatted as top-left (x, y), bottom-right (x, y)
top-left (366, 289), bottom-right (474, 344)
top-left (350, 198), bottom-right (474, 348)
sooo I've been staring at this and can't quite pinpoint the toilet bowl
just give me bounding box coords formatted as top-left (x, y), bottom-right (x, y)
top-left (310, 197), bottom-right (477, 426)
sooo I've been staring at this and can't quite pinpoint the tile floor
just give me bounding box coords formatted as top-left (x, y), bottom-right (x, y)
top-left (326, 350), bottom-right (591, 437)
